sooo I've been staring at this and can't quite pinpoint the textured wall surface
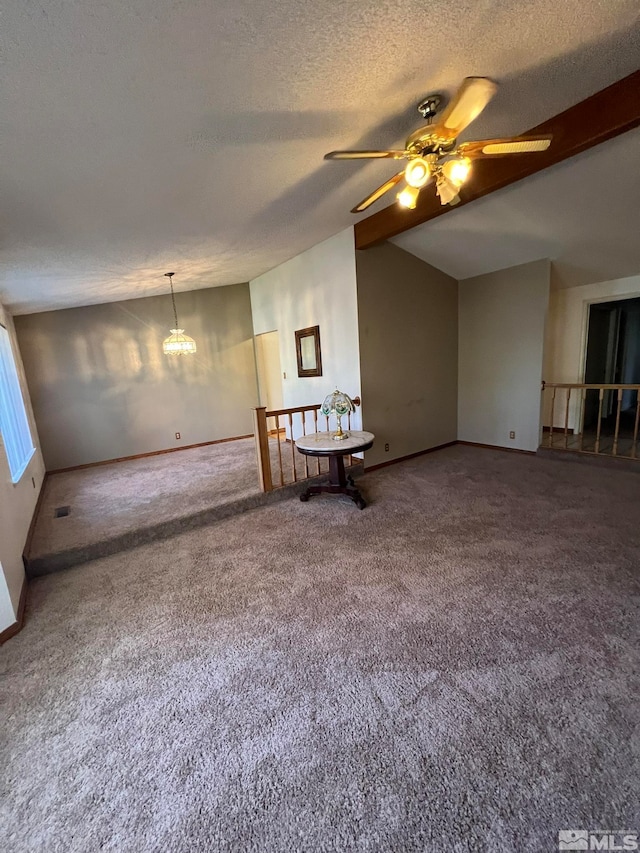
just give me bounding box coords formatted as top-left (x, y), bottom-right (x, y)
top-left (356, 242), bottom-right (458, 467)
top-left (458, 259), bottom-right (550, 452)
top-left (15, 285), bottom-right (259, 470)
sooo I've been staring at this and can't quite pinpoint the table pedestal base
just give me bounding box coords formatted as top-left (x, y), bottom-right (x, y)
top-left (299, 454), bottom-right (366, 509)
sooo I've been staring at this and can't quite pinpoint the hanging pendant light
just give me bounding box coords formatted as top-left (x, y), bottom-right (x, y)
top-left (162, 272), bottom-right (196, 355)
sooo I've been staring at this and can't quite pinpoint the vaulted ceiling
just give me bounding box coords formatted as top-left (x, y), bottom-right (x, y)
top-left (392, 125), bottom-right (640, 288)
top-left (1, 0), bottom-right (639, 314)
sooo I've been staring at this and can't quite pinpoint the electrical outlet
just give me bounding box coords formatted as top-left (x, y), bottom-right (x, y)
top-left (175, 432), bottom-right (181, 440)
top-left (385, 442), bottom-right (390, 452)
top-left (509, 430), bottom-right (516, 440)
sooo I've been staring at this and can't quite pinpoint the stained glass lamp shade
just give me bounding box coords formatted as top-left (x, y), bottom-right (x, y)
top-left (162, 272), bottom-right (196, 355)
top-left (321, 389), bottom-right (356, 441)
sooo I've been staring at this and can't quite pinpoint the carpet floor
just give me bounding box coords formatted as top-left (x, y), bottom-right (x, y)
top-left (2, 446), bottom-right (639, 852)
top-left (26, 436), bottom-right (330, 575)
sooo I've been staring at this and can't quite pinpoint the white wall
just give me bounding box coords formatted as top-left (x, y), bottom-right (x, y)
top-left (543, 273), bottom-right (640, 429)
top-left (250, 228), bottom-right (362, 433)
top-left (545, 273), bottom-right (640, 383)
top-left (458, 259), bottom-right (551, 452)
top-left (0, 303), bottom-right (46, 631)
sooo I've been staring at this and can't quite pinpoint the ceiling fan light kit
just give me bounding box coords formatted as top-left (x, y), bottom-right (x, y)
top-left (404, 157), bottom-right (432, 188)
top-left (441, 157), bottom-right (472, 187)
top-left (435, 173), bottom-right (461, 206)
top-left (325, 76), bottom-right (552, 214)
top-left (397, 185), bottom-right (420, 209)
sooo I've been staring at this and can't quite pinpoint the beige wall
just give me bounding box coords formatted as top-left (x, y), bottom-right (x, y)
top-left (356, 242), bottom-right (458, 468)
top-left (0, 303), bottom-right (46, 631)
top-left (458, 259), bottom-right (550, 452)
top-left (15, 284), bottom-right (259, 470)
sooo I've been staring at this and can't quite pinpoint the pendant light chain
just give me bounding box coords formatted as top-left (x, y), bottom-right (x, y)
top-left (170, 280), bottom-right (179, 330)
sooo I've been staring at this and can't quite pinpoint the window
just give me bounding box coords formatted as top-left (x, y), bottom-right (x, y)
top-left (0, 324), bottom-right (35, 483)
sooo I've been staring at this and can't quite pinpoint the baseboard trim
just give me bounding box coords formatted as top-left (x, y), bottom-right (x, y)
top-left (457, 440), bottom-right (537, 456)
top-left (22, 473), bottom-right (49, 568)
top-left (365, 441), bottom-right (457, 472)
top-left (47, 434), bottom-right (255, 474)
top-left (0, 577), bottom-right (28, 645)
top-left (365, 439), bottom-right (537, 472)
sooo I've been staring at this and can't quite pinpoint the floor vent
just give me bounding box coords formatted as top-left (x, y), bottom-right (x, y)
top-left (54, 506), bottom-right (71, 518)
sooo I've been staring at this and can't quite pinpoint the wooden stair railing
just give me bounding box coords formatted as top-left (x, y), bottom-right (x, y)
top-left (541, 381), bottom-right (640, 459)
top-left (253, 396), bottom-right (361, 492)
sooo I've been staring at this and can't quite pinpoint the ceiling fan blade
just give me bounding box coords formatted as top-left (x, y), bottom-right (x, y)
top-left (458, 136), bottom-right (552, 157)
top-left (325, 150), bottom-right (408, 160)
top-left (433, 77), bottom-right (498, 140)
top-left (351, 171), bottom-right (406, 213)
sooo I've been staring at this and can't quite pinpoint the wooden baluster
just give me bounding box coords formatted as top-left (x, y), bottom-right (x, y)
top-left (594, 388), bottom-right (605, 454)
top-left (579, 388), bottom-right (586, 452)
top-left (564, 387), bottom-right (571, 449)
top-left (324, 415), bottom-right (330, 474)
top-left (288, 412), bottom-right (297, 482)
top-left (313, 409), bottom-right (320, 475)
top-left (275, 414), bottom-right (284, 486)
top-left (301, 411), bottom-right (309, 478)
top-left (549, 387), bottom-right (556, 448)
top-left (252, 407), bottom-right (272, 492)
top-left (632, 391), bottom-right (640, 460)
top-left (612, 388), bottom-right (623, 456)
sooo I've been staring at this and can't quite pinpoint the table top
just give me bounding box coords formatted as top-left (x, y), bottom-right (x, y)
top-left (295, 430), bottom-right (375, 456)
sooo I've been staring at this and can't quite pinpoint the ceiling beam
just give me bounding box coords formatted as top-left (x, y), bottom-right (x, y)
top-left (354, 69), bottom-right (640, 250)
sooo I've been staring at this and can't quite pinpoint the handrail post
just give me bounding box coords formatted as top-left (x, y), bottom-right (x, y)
top-left (253, 407), bottom-right (273, 492)
top-left (258, 393), bottom-right (361, 489)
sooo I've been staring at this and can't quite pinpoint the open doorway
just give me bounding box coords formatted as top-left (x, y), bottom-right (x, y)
top-left (583, 297), bottom-right (640, 435)
top-left (254, 331), bottom-right (284, 433)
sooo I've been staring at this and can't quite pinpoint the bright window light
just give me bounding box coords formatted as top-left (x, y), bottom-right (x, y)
top-left (0, 325), bottom-right (35, 483)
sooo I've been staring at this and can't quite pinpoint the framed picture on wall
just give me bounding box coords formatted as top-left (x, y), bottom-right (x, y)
top-left (295, 325), bottom-right (322, 377)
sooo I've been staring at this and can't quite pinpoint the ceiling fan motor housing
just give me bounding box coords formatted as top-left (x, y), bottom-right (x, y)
top-left (417, 94), bottom-right (442, 120)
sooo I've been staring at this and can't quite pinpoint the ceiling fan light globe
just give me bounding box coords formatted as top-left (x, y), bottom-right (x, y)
top-left (397, 185), bottom-right (420, 209)
top-left (404, 157), bottom-right (431, 188)
top-left (442, 157), bottom-right (472, 187)
top-left (435, 174), bottom-right (460, 206)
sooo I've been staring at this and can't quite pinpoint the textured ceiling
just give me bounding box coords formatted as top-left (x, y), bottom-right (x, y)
top-left (392, 126), bottom-right (640, 287)
top-left (1, 0), bottom-right (639, 314)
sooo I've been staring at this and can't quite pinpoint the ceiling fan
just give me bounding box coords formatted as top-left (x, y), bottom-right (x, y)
top-left (325, 77), bottom-right (552, 213)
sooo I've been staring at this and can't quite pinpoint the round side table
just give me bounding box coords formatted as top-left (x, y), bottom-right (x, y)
top-left (295, 430), bottom-right (375, 509)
